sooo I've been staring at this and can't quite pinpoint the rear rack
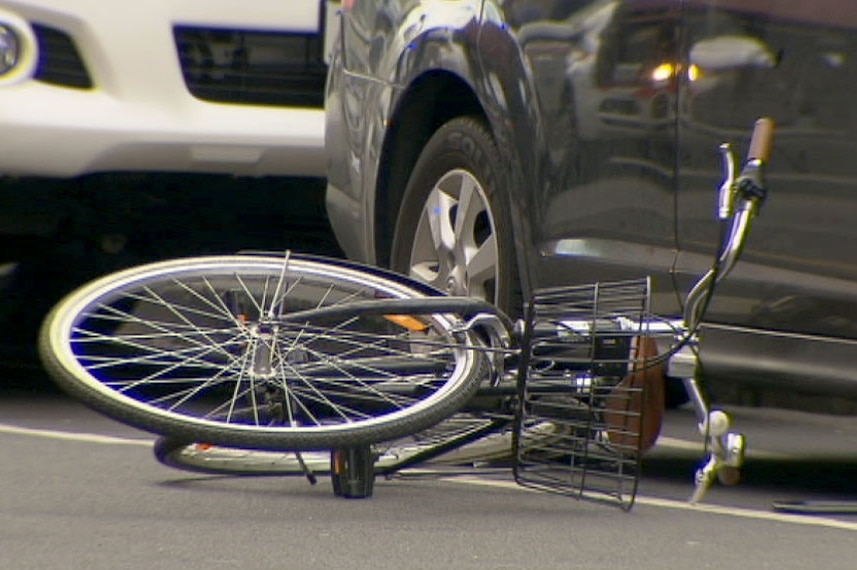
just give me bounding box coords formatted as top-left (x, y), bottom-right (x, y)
top-left (513, 278), bottom-right (655, 510)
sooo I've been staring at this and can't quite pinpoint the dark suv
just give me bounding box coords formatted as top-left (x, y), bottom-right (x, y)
top-left (324, 0), bottom-right (857, 403)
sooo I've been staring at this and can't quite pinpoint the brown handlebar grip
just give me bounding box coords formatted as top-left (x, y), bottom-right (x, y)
top-left (747, 117), bottom-right (775, 163)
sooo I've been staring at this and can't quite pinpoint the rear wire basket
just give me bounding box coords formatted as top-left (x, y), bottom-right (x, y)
top-left (513, 278), bottom-right (653, 510)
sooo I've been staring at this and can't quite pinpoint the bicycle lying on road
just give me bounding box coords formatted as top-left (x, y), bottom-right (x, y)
top-left (39, 119), bottom-right (774, 511)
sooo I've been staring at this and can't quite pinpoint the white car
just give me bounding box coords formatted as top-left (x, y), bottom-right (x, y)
top-left (0, 0), bottom-right (338, 178)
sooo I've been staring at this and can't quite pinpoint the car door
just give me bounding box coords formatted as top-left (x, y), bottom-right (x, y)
top-left (490, 0), bottom-right (682, 312)
top-left (675, 1), bottom-right (857, 387)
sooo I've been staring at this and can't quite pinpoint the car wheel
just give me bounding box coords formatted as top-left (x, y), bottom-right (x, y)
top-left (391, 117), bottom-right (521, 314)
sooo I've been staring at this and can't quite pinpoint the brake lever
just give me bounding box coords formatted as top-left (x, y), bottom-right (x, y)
top-left (717, 143), bottom-right (736, 221)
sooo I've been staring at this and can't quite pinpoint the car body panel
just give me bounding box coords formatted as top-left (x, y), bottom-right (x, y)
top-left (325, 0), bottom-right (857, 397)
top-left (486, 0), bottom-right (681, 313)
top-left (669, 0), bottom-right (857, 393)
top-left (675, 0), bottom-right (857, 337)
top-left (0, 0), bottom-right (329, 178)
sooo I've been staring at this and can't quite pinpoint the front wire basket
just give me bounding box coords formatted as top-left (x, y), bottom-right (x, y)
top-left (512, 278), bottom-right (656, 511)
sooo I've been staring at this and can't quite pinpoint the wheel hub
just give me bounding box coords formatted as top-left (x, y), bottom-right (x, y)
top-left (409, 169), bottom-right (498, 303)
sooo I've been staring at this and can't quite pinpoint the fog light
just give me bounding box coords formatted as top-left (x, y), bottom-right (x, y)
top-left (0, 24), bottom-right (20, 76)
top-left (0, 12), bottom-right (37, 85)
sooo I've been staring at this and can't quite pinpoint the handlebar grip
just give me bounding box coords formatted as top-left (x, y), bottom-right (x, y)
top-left (747, 117), bottom-right (775, 163)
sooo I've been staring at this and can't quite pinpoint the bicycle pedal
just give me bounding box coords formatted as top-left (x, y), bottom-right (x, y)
top-left (723, 432), bottom-right (746, 468)
top-left (717, 465), bottom-right (741, 486)
top-left (688, 431), bottom-right (746, 502)
top-left (690, 458), bottom-right (717, 504)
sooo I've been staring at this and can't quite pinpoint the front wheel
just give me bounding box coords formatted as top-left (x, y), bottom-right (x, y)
top-left (391, 117), bottom-right (521, 315)
top-left (40, 254), bottom-right (488, 450)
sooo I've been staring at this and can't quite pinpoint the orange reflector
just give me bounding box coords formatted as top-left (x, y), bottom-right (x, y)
top-left (383, 314), bottom-right (429, 332)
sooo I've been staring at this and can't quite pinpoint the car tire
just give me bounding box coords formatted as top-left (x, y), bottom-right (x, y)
top-left (391, 117), bottom-right (521, 315)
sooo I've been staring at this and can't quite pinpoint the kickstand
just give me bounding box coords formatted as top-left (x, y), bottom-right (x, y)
top-left (294, 451), bottom-right (318, 485)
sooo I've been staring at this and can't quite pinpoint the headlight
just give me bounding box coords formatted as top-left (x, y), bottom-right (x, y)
top-left (0, 24), bottom-right (21, 76)
top-left (0, 11), bottom-right (38, 85)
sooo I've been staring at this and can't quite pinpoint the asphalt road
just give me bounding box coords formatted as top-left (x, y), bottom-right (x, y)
top-left (3, 384), bottom-right (857, 570)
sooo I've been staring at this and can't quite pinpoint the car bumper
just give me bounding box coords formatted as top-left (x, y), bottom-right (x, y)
top-left (0, 0), bottom-right (326, 177)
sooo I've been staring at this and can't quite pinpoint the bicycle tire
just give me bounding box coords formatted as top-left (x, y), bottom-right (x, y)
top-left (40, 254), bottom-right (489, 450)
top-left (153, 413), bottom-right (529, 476)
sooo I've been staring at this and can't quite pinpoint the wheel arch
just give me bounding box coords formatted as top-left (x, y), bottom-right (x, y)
top-left (373, 71), bottom-right (485, 267)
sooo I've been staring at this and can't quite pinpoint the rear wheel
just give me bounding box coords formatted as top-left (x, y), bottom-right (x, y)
top-left (153, 437), bottom-right (330, 476)
top-left (40, 254), bottom-right (488, 450)
top-left (152, 413), bottom-right (525, 476)
top-left (156, 417), bottom-right (562, 498)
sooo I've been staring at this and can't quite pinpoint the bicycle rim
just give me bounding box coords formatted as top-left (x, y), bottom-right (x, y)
top-left (154, 417), bottom-right (561, 476)
top-left (152, 415), bottom-right (506, 476)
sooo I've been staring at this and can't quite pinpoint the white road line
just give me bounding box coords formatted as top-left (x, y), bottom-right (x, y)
top-left (0, 422), bottom-right (152, 446)
top-left (0, 423), bottom-right (720, 454)
top-left (0, 423), bottom-right (784, 458)
top-left (637, 496), bottom-right (857, 531)
top-left (444, 476), bottom-right (857, 532)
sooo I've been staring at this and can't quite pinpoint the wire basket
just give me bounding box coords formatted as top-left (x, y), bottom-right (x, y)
top-left (512, 278), bottom-right (655, 511)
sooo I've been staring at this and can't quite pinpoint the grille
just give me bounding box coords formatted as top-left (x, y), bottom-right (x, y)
top-left (174, 26), bottom-right (326, 108)
top-left (31, 23), bottom-right (93, 89)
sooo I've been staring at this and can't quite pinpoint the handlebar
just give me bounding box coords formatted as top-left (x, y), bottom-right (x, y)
top-left (683, 117), bottom-right (775, 330)
top-left (747, 117), bottom-right (775, 163)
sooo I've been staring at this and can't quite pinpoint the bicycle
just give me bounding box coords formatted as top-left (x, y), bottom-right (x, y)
top-left (39, 118), bottom-right (774, 510)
